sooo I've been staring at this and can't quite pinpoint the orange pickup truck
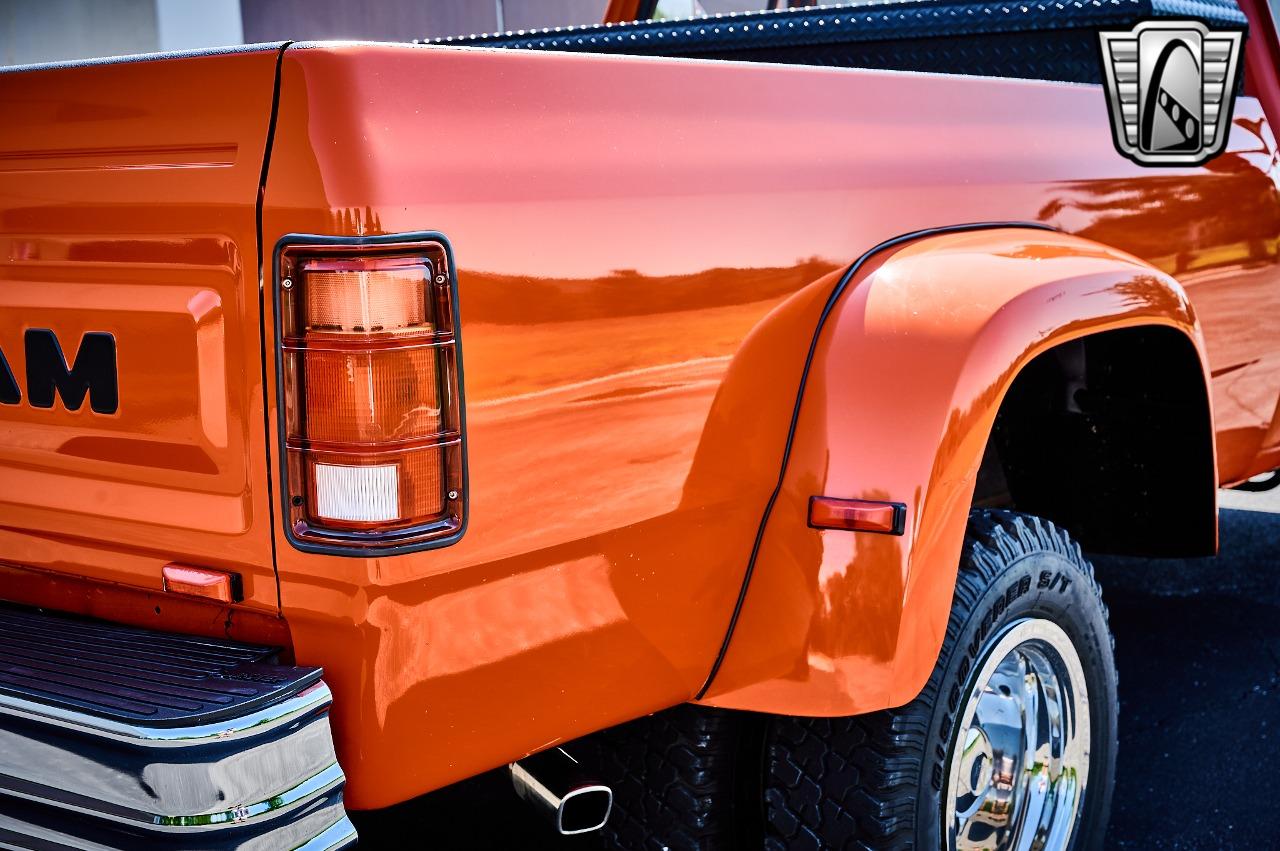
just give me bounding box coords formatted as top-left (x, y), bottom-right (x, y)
top-left (3, 1), bottom-right (1280, 848)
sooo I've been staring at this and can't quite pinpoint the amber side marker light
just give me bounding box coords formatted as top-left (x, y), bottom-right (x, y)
top-left (162, 564), bottom-right (242, 604)
top-left (809, 496), bottom-right (906, 536)
top-left (277, 237), bottom-right (465, 554)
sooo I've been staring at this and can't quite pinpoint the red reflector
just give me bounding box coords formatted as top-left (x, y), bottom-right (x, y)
top-left (161, 564), bottom-right (241, 603)
top-left (808, 496), bottom-right (906, 535)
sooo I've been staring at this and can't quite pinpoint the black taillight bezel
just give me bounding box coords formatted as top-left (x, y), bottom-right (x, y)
top-left (271, 231), bottom-right (468, 557)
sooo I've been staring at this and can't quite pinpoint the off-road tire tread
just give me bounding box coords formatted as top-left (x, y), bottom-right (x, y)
top-left (763, 509), bottom-right (1110, 850)
top-left (590, 703), bottom-right (761, 850)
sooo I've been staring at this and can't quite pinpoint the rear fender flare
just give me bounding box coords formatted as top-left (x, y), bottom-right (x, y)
top-left (698, 226), bottom-right (1212, 715)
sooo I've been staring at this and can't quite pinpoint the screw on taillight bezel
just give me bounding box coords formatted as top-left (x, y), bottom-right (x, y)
top-left (272, 233), bottom-right (467, 556)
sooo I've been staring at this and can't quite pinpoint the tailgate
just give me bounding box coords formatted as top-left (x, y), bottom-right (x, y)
top-left (0, 48), bottom-right (283, 613)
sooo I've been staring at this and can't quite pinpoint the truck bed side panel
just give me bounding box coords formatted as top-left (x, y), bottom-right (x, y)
top-left (261, 43), bottom-right (1280, 807)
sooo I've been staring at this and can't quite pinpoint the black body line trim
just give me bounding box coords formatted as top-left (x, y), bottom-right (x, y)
top-left (256, 42), bottom-right (291, 611)
top-left (270, 232), bottom-right (470, 558)
top-left (694, 220), bottom-right (1056, 701)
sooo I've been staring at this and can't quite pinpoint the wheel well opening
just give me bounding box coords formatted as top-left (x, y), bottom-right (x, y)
top-left (972, 326), bottom-right (1216, 557)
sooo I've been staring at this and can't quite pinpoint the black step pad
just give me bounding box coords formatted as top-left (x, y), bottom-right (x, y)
top-left (0, 605), bottom-right (320, 728)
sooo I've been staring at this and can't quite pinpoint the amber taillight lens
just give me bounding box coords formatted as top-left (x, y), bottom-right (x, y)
top-left (277, 239), bottom-right (464, 552)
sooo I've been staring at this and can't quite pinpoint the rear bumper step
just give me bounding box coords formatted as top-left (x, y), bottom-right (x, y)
top-left (0, 605), bottom-right (355, 850)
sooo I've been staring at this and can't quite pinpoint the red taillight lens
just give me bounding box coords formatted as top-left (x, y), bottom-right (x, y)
top-left (277, 239), bottom-right (464, 552)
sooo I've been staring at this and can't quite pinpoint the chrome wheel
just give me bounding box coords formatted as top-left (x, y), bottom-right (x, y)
top-left (944, 618), bottom-right (1091, 851)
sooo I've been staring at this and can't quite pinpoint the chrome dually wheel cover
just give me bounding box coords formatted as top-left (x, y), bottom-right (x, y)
top-left (945, 618), bottom-right (1091, 851)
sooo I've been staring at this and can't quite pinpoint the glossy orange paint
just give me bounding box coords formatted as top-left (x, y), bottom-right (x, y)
top-left (698, 229), bottom-right (1210, 715)
top-left (257, 42), bottom-right (1280, 808)
top-left (0, 48), bottom-right (285, 628)
top-left (2, 31), bottom-right (1279, 811)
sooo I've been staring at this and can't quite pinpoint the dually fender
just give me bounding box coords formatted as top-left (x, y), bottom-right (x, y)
top-left (697, 226), bottom-right (1212, 717)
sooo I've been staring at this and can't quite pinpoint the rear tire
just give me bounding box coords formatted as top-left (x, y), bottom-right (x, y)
top-left (764, 510), bottom-right (1118, 850)
top-left (591, 510), bottom-right (1116, 850)
top-left (588, 703), bottom-right (766, 850)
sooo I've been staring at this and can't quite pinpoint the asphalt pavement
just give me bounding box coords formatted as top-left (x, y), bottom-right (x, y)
top-left (353, 488), bottom-right (1280, 849)
top-left (1096, 486), bottom-right (1280, 849)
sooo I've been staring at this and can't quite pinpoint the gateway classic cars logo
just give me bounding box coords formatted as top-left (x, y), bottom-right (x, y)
top-left (1098, 20), bottom-right (1245, 166)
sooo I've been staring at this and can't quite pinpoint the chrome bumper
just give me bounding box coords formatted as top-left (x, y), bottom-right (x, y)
top-left (0, 679), bottom-right (355, 850)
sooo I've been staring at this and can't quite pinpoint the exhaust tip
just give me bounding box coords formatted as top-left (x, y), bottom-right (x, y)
top-left (510, 748), bottom-right (613, 835)
top-left (556, 784), bottom-right (613, 835)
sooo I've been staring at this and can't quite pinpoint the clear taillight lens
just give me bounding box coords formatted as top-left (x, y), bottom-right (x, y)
top-left (277, 240), bottom-right (464, 552)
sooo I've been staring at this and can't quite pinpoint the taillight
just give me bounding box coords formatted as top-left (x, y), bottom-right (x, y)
top-left (275, 235), bottom-right (465, 554)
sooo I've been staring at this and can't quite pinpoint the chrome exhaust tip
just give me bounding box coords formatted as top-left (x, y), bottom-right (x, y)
top-left (509, 747), bottom-right (613, 835)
